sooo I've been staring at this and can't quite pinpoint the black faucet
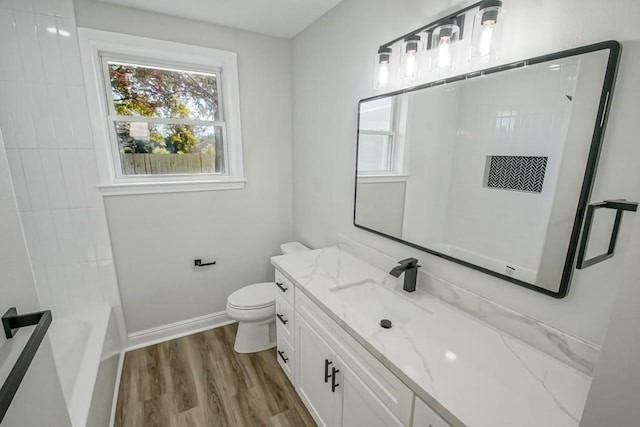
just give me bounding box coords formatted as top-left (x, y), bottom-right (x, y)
top-left (389, 258), bottom-right (421, 293)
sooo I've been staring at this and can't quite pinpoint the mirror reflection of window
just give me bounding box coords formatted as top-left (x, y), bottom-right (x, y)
top-left (357, 96), bottom-right (408, 176)
top-left (357, 97), bottom-right (402, 174)
top-left (494, 110), bottom-right (518, 134)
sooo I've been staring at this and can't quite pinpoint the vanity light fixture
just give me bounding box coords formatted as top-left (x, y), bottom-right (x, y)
top-left (469, 0), bottom-right (504, 62)
top-left (372, 1), bottom-right (506, 89)
top-left (431, 19), bottom-right (460, 71)
top-left (374, 46), bottom-right (393, 89)
top-left (400, 34), bottom-right (423, 80)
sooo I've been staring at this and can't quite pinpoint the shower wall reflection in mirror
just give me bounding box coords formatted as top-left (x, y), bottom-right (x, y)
top-left (354, 42), bottom-right (620, 297)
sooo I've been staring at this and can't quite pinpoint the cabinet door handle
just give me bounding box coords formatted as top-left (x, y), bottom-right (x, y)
top-left (277, 350), bottom-right (288, 363)
top-left (276, 313), bottom-right (288, 325)
top-left (324, 359), bottom-right (332, 383)
top-left (331, 366), bottom-right (340, 392)
top-left (276, 282), bottom-right (288, 292)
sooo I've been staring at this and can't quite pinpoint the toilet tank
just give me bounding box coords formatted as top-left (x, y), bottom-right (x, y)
top-left (280, 241), bottom-right (310, 254)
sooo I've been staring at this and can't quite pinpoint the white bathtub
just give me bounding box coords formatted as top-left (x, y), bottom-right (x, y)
top-left (48, 306), bottom-right (111, 427)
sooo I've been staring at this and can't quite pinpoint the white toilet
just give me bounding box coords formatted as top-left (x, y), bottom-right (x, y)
top-left (226, 242), bottom-right (309, 353)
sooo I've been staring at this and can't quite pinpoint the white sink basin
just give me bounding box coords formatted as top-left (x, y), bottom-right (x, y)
top-left (330, 280), bottom-right (431, 326)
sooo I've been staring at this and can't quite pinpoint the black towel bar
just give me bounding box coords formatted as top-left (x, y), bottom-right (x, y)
top-left (576, 199), bottom-right (638, 269)
top-left (0, 307), bottom-right (52, 423)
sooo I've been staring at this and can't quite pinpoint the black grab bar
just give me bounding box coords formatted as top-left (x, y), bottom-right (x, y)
top-left (0, 307), bottom-right (52, 423)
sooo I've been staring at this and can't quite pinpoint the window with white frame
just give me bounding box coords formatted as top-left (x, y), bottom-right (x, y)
top-left (78, 29), bottom-right (244, 194)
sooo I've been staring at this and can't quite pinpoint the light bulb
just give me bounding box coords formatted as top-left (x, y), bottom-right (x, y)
top-left (404, 51), bottom-right (417, 78)
top-left (437, 37), bottom-right (452, 70)
top-left (377, 63), bottom-right (390, 88)
top-left (478, 24), bottom-right (494, 57)
top-left (470, 1), bottom-right (503, 62)
top-left (374, 47), bottom-right (392, 89)
top-left (400, 35), bottom-right (422, 81)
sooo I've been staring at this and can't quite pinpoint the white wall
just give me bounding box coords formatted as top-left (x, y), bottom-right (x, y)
top-left (580, 213), bottom-right (640, 426)
top-left (74, 1), bottom-right (294, 333)
top-left (291, 0), bottom-right (640, 346)
top-left (0, 131), bottom-right (71, 426)
top-left (0, 0), bottom-right (120, 323)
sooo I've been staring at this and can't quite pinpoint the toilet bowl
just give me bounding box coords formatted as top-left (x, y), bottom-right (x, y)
top-left (226, 241), bottom-right (309, 353)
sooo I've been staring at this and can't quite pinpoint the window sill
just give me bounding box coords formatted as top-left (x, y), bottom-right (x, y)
top-left (98, 179), bottom-right (246, 196)
top-left (356, 174), bottom-right (408, 184)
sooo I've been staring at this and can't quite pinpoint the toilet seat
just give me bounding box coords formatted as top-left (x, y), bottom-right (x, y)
top-left (227, 282), bottom-right (275, 310)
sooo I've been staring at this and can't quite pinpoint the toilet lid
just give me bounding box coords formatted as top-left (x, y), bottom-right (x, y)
top-left (227, 282), bottom-right (276, 310)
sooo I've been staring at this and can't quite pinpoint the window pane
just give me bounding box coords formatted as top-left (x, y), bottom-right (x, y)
top-left (359, 97), bottom-right (393, 131)
top-left (357, 134), bottom-right (393, 172)
top-left (114, 121), bottom-right (225, 175)
top-left (107, 61), bottom-right (219, 121)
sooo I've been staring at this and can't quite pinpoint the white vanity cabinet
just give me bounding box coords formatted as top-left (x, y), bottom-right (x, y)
top-left (296, 314), bottom-right (343, 426)
top-left (273, 267), bottom-right (448, 427)
top-left (412, 397), bottom-right (450, 427)
top-left (274, 270), bottom-right (296, 384)
top-left (296, 314), bottom-right (404, 427)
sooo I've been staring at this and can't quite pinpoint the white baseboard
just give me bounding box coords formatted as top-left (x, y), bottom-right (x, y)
top-left (126, 311), bottom-right (235, 351)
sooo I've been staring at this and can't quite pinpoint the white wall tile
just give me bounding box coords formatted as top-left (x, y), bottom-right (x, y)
top-left (20, 149), bottom-right (49, 210)
top-left (5, 149), bottom-right (31, 211)
top-left (26, 82), bottom-right (56, 148)
top-left (0, 10), bottom-right (24, 81)
top-left (0, 0), bottom-right (119, 324)
top-left (56, 17), bottom-right (82, 85)
top-left (51, 209), bottom-right (77, 264)
top-left (0, 82), bottom-right (18, 148)
top-left (32, 0), bottom-right (55, 16)
top-left (51, 0), bottom-right (74, 18)
top-left (39, 149), bottom-right (68, 209)
top-left (19, 211), bottom-right (41, 263)
top-left (46, 264), bottom-right (70, 316)
top-left (63, 262), bottom-right (84, 312)
top-left (58, 149), bottom-right (86, 207)
top-left (7, 82), bottom-right (37, 149)
top-left (32, 265), bottom-right (54, 311)
top-left (33, 209), bottom-right (62, 265)
top-left (0, 191), bottom-right (23, 260)
top-left (14, 11), bottom-right (45, 83)
top-left (76, 149), bottom-right (102, 207)
top-left (66, 85), bottom-right (93, 148)
top-left (87, 206), bottom-right (112, 260)
top-left (35, 14), bottom-right (65, 84)
top-left (98, 259), bottom-right (120, 307)
top-left (46, 84), bottom-right (75, 148)
top-left (80, 261), bottom-right (104, 305)
top-left (11, 0), bottom-right (33, 13)
top-left (69, 208), bottom-right (97, 262)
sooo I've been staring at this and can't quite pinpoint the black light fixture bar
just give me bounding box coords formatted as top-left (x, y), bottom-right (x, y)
top-left (379, 1), bottom-right (482, 49)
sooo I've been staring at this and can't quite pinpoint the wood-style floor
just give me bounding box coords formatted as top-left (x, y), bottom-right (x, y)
top-left (115, 323), bottom-right (316, 427)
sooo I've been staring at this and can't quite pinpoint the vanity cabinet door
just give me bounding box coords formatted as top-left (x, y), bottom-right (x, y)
top-left (412, 397), bottom-right (450, 427)
top-left (295, 314), bottom-right (342, 427)
top-left (340, 361), bottom-right (404, 427)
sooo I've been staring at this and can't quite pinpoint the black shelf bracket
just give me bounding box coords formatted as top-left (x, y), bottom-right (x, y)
top-left (0, 308), bottom-right (52, 423)
top-left (577, 199), bottom-right (638, 269)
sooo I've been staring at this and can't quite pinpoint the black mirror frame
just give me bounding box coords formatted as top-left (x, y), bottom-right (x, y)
top-left (353, 40), bottom-right (621, 298)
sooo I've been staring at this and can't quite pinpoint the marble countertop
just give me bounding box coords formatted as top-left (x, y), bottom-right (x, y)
top-left (271, 246), bottom-right (591, 427)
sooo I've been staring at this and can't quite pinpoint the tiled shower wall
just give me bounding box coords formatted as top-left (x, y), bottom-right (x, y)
top-left (0, 0), bottom-right (121, 320)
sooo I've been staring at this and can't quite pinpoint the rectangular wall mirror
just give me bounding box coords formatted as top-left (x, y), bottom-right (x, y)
top-left (354, 42), bottom-right (620, 297)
